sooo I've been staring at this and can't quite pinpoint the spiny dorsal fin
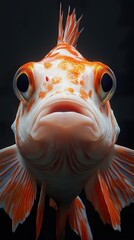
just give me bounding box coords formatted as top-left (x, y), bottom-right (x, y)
top-left (58, 6), bottom-right (83, 47)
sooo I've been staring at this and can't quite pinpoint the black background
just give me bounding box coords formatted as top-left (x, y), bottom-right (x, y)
top-left (0, 0), bottom-right (134, 239)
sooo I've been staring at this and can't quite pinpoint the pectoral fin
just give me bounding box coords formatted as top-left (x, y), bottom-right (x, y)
top-left (0, 144), bottom-right (37, 231)
top-left (85, 144), bottom-right (134, 230)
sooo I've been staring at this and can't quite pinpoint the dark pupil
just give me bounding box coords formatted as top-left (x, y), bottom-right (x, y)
top-left (101, 73), bottom-right (113, 92)
top-left (17, 73), bottom-right (29, 92)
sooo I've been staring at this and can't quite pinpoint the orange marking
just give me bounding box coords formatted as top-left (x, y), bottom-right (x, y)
top-left (39, 91), bottom-right (46, 99)
top-left (68, 69), bottom-right (79, 78)
top-left (52, 77), bottom-right (61, 84)
top-left (27, 99), bottom-right (35, 113)
top-left (56, 55), bottom-right (86, 66)
top-left (105, 103), bottom-right (109, 117)
top-left (16, 112), bottom-right (20, 129)
top-left (47, 84), bottom-right (53, 92)
top-left (66, 87), bottom-right (74, 93)
top-left (22, 105), bottom-right (25, 116)
top-left (75, 197), bottom-right (83, 209)
top-left (58, 58), bottom-right (85, 81)
top-left (58, 61), bottom-right (67, 70)
top-left (48, 52), bottom-right (59, 58)
top-left (88, 90), bottom-right (92, 98)
top-left (71, 79), bottom-right (79, 85)
top-left (45, 47), bottom-right (94, 68)
top-left (15, 111), bottom-right (21, 146)
top-left (57, 44), bottom-right (79, 56)
top-left (80, 80), bottom-right (85, 87)
top-left (79, 89), bottom-right (89, 100)
top-left (67, 47), bottom-right (79, 56)
top-left (44, 62), bottom-right (52, 69)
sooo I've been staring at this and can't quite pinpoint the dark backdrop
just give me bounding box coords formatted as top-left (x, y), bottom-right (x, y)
top-left (0, 0), bottom-right (133, 239)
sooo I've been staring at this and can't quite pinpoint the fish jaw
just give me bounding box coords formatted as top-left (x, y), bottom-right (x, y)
top-left (31, 95), bottom-right (102, 143)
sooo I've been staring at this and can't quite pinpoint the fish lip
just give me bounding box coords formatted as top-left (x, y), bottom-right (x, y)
top-left (33, 94), bottom-right (94, 120)
top-left (31, 95), bottom-right (100, 141)
top-left (39, 112), bottom-right (95, 129)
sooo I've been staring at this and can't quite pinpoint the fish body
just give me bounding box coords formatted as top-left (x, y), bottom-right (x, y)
top-left (0, 7), bottom-right (134, 240)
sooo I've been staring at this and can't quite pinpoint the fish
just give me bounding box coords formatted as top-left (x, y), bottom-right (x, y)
top-left (0, 6), bottom-right (134, 240)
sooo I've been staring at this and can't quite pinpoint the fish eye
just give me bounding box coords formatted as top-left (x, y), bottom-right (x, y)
top-left (99, 70), bottom-right (116, 104)
top-left (17, 73), bottom-right (29, 92)
top-left (101, 73), bottom-right (113, 92)
top-left (13, 64), bottom-right (35, 103)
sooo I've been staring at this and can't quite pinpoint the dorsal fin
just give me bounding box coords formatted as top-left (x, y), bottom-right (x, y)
top-left (57, 6), bottom-right (83, 47)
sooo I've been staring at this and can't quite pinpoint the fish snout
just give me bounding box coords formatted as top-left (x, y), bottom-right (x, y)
top-left (31, 96), bottom-right (101, 142)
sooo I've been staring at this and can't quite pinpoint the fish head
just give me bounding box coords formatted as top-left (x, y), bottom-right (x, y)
top-left (12, 43), bottom-right (120, 160)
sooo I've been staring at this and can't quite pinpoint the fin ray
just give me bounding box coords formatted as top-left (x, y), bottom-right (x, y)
top-left (85, 144), bottom-right (134, 230)
top-left (58, 7), bottom-right (83, 46)
top-left (0, 145), bottom-right (37, 231)
top-left (69, 196), bottom-right (93, 240)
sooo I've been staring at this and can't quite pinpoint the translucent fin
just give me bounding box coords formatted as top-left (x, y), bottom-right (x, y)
top-left (0, 145), bottom-right (37, 231)
top-left (56, 207), bottom-right (68, 240)
top-left (57, 6), bottom-right (83, 47)
top-left (68, 196), bottom-right (93, 240)
top-left (36, 183), bottom-right (46, 240)
top-left (85, 144), bottom-right (134, 230)
top-left (58, 4), bottom-right (64, 43)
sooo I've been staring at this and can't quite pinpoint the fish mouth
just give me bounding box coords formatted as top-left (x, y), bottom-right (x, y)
top-left (31, 96), bottom-right (100, 142)
top-left (48, 102), bottom-right (82, 114)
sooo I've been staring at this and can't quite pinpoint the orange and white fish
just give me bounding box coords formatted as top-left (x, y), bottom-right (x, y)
top-left (0, 7), bottom-right (134, 240)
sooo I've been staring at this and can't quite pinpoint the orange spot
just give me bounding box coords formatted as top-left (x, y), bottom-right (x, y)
top-left (71, 79), bottom-right (79, 85)
top-left (89, 90), bottom-right (92, 98)
top-left (67, 87), bottom-right (74, 93)
top-left (57, 56), bottom-right (85, 74)
top-left (68, 69), bottom-right (79, 79)
top-left (58, 61), bottom-right (67, 70)
top-left (44, 62), bottom-right (52, 69)
top-left (47, 84), bottom-right (53, 92)
top-left (27, 99), bottom-right (35, 113)
top-left (80, 89), bottom-right (88, 100)
top-left (80, 80), bottom-right (85, 87)
top-left (58, 58), bottom-right (85, 82)
top-left (52, 77), bottom-right (61, 84)
top-left (39, 91), bottom-right (46, 99)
